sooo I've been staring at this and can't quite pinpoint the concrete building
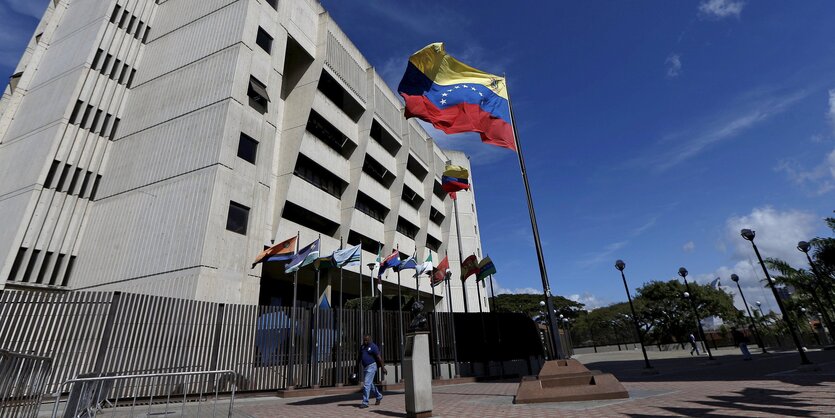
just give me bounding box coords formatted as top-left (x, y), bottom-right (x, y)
top-left (0, 0), bottom-right (490, 312)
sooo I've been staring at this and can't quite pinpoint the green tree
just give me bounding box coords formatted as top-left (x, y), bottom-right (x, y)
top-left (491, 293), bottom-right (583, 318)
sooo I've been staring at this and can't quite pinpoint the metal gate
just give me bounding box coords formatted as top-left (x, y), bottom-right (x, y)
top-left (0, 349), bottom-right (53, 418)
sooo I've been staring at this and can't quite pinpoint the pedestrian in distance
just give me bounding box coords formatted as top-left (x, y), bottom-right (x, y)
top-left (357, 334), bottom-right (386, 409)
top-left (689, 333), bottom-right (701, 356)
top-left (732, 328), bottom-right (753, 360)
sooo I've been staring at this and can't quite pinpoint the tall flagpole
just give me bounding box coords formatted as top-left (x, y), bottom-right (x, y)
top-left (488, 274), bottom-right (497, 310)
top-left (449, 182), bottom-right (469, 313)
top-left (312, 234), bottom-right (322, 388)
top-left (376, 243), bottom-right (384, 384)
top-left (506, 82), bottom-right (563, 360)
top-left (475, 273), bottom-right (483, 313)
top-left (358, 245), bottom-right (364, 384)
top-left (395, 246), bottom-right (404, 383)
top-left (444, 252), bottom-right (461, 378)
top-left (429, 251), bottom-right (442, 379)
top-left (337, 237), bottom-right (344, 387)
top-left (287, 231), bottom-right (300, 389)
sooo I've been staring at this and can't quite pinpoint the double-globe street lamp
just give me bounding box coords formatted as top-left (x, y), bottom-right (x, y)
top-left (740, 229), bottom-right (812, 365)
top-left (615, 260), bottom-right (653, 369)
top-left (678, 267), bottom-right (714, 360)
top-left (730, 274), bottom-right (767, 353)
top-left (798, 241), bottom-right (835, 342)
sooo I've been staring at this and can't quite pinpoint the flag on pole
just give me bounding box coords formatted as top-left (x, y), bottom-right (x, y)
top-left (333, 244), bottom-right (361, 268)
top-left (414, 252), bottom-right (434, 278)
top-left (431, 256), bottom-right (449, 288)
top-left (442, 164), bottom-right (470, 200)
top-left (460, 254), bottom-right (479, 281)
top-left (709, 277), bottom-right (721, 289)
top-left (314, 255), bottom-right (335, 270)
top-left (285, 239), bottom-right (319, 273)
top-left (397, 42), bottom-right (516, 151)
top-left (251, 236), bottom-right (297, 268)
top-left (394, 253), bottom-right (418, 272)
top-left (476, 257), bottom-right (496, 282)
top-left (378, 250), bottom-right (401, 278)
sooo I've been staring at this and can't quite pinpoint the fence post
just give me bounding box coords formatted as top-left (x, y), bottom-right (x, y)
top-left (93, 292), bottom-right (122, 373)
top-left (209, 304), bottom-right (226, 371)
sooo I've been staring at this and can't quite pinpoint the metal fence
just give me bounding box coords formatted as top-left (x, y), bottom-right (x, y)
top-left (51, 370), bottom-right (236, 418)
top-left (0, 289), bottom-right (544, 404)
top-left (0, 349), bottom-right (53, 418)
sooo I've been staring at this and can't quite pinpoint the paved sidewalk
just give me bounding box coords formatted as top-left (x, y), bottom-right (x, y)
top-left (230, 348), bottom-right (835, 417)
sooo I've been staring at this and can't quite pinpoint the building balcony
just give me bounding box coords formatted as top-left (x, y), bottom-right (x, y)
top-left (350, 210), bottom-right (385, 245)
top-left (398, 201), bottom-right (420, 228)
top-left (286, 175), bottom-right (341, 222)
top-left (365, 138), bottom-right (397, 177)
top-left (358, 172), bottom-right (391, 207)
top-left (395, 232), bottom-right (416, 258)
top-left (312, 90), bottom-right (358, 148)
top-left (403, 172), bottom-right (424, 199)
top-left (299, 131), bottom-right (349, 183)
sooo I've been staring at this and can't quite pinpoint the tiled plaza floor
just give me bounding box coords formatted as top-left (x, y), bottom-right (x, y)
top-left (231, 348), bottom-right (835, 417)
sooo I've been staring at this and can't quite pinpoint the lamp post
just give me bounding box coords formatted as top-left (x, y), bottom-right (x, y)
top-left (740, 229), bottom-right (811, 365)
top-left (730, 274), bottom-right (767, 353)
top-left (615, 260), bottom-right (652, 369)
top-left (798, 241), bottom-right (835, 342)
top-left (678, 267), bottom-right (714, 360)
top-left (562, 317), bottom-right (573, 358)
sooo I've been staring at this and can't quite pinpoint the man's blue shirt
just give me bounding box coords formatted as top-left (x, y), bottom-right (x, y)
top-left (360, 343), bottom-right (380, 367)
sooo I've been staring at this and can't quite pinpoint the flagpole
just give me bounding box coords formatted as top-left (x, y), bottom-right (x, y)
top-left (358, 245), bottom-right (363, 385)
top-left (395, 246), bottom-right (404, 384)
top-left (488, 274), bottom-right (497, 311)
top-left (335, 237), bottom-right (343, 386)
top-left (376, 243), bottom-right (384, 384)
top-left (450, 191), bottom-right (469, 313)
top-left (506, 83), bottom-right (563, 360)
top-left (287, 231), bottom-right (300, 389)
top-left (429, 251), bottom-right (442, 379)
top-left (312, 235), bottom-right (321, 388)
top-left (444, 252), bottom-right (461, 378)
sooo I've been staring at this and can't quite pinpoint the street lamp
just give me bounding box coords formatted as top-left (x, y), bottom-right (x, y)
top-left (678, 267), bottom-right (714, 360)
top-left (798, 241), bottom-right (835, 342)
top-left (741, 229), bottom-right (811, 365)
top-left (615, 260), bottom-right (652, 369)
top-left (730, 274), bottom-right (767, 353)
top-left (562, 317), bottom-right (573, 358)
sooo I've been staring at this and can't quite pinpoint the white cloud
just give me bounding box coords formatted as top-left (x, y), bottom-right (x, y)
top-left (687, 207), bottom-right (819, 313)
top-left (568, 292), bottom-right (608, 310)
top-left (683, 241), bottom-right (696, 253)
top-left (775, 151), bottom-right (835, 195)
top-left (665, 53), bottom-right (682, 78)
top-left (629, 88), bottom-right (808, 172)
top-left (828, 89), bottom-right (835, 134)
top-left (698, 0), bottom-right (745, 19)
top-left (490, 277), bottom-right (540, 295)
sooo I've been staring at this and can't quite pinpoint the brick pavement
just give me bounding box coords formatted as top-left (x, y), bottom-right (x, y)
top-left (231, 348), bottom-right (835, 417)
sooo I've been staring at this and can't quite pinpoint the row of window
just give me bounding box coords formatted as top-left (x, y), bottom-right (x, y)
top-left (69, 100), bottom-right (121, 140)
top-left (109, 3), bottom-right (151, 44)
top-left (6, 247), bottom-right (76, 287)
top-left (44, 160), bottom-right (102, 201)
top-left (293, 154), bottom-right (346, 198)
top-left (91, 48), bottom-right (138, 87)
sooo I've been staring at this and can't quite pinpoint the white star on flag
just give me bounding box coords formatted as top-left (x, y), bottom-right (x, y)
top-left (442, 93), bottom-right (447, 96)
top-left (478, 92), bottom-right (483, 96)
top-left (440, 99), bottom-right (447, 105)
top-left (471, 87), bottom-right (477, 91)
top-left (454, 86), bottom-right (460, 89)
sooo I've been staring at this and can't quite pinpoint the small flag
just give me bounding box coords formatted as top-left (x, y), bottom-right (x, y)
top-left (378, 250), bottom-right (401, 278)
top-left (333, 244), bottom-right (361, 268)
top-left (397, 42), bottom-right (517, 151)
top-left (285, 239), bottom-right (319, 274)
top-left (431, 256), bottom-right (449, 287)
top-left (251, 236), bottom-right (297, 268)
top-left (709, 277), bottom-right (721, 289)
top-left (460, 254), bottom-right (479, 281)
top-left (442, 165), bottom-right (470, 200)
top-left (414, 252), bottom-right (434, 278)
top-left (395, 253), bottom-right (418, 272)
top-left (314, 255), bottom-right (335, 271)
top-left (476, 257), bottom-right (496, 282)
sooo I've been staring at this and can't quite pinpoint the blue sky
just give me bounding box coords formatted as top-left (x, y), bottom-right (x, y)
top-left (3, 0), bottom-right (834, 312)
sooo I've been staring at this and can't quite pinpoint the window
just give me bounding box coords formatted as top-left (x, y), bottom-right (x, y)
top-left (237, 133), bottom-right (258, 164)
top-left (362, 155), bottom-right (394, 187)
top-left (355, 192), bottom-right (388, 222)
top-left (293, 154), bottom-right (346, 198)
top-left (306, 110), bottom-right (355, 157)
top-left (247, 76), bottom-right (270, 113)
top-left (127, 69), bottom-right (137, 88)
top-left (142, 26), bottom-right (151, 44)
top-left (426, 235), bottom-right (441, 252)
top-left (256, 27), bottom-right (273, 54)
top-left (430, 207), bottom-right (444, 225)
top-left (396, 217), bottom-right (418, 239)
top-left (226, 201), bottom-right (250, 235)
top-left (401, 185), bottom-right (423, 209)
top-left (110, 5), bottom-right (121, 23)
top-left (282, 201), bottom-right (339, 236)
top-left (266, 0), bottom-right (278, 10)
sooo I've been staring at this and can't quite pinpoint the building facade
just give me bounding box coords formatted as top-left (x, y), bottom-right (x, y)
top-left (0, 0), bottom-right (490, 312)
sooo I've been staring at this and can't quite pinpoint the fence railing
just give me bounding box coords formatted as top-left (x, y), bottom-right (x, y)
top-left (0, 349), bottom-right (53, 418)
top-left (50, 369), bottom-right (236, 418)
top-left (0, 289), bottom-right (544, 402)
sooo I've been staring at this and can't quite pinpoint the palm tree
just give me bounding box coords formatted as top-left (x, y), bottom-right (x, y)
top-left (764, 258), bottom-right (834, 343)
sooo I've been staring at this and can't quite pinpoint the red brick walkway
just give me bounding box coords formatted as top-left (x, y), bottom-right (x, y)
top-left (234, 349), bottom-right (835, 417)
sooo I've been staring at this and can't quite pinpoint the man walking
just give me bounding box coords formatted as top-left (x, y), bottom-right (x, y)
top-left (689, 333), bottom-right (700, 356)
top-left (358, 334), bottom-right (386, 408)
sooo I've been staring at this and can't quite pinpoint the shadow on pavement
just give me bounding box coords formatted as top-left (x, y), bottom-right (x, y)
top-left (627, 387), bottom-right (817, 417)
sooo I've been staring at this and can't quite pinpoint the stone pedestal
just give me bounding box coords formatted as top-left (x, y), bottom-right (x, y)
top-left (404, 332), bottom-right (433, 418)
top-left (515, 359), bottom-right (628, 404)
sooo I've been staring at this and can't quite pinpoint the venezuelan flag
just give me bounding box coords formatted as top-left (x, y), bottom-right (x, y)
top-left (397, 43), bottom-right (517, 151)
top-left (441, 164), bottom-right (470, 195)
